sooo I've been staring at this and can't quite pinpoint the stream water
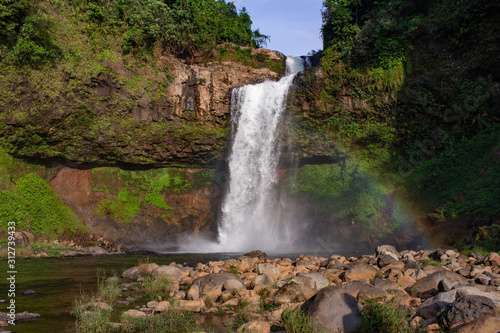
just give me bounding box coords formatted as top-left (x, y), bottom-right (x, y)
top-left (0, 254), bottom-right (237, 333)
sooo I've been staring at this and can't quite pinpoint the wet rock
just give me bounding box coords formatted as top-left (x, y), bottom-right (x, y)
top-left (301, 286), bottom-right (361, 333)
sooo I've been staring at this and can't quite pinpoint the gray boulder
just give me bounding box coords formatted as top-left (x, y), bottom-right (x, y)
top-left (409, 271), bottom-right (468, 299)
top-left (189, 273), bottom-right (243, 300)
top-left (274, 275), bottom-right (317, 304)
top-left (441, 295), bottom-right (496, 328)
top-left (301, 286), bottom-right (361, 333)
top-left (417, 290), bottom-right (457, 320)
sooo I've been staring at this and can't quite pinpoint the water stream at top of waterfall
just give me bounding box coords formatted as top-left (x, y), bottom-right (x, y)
top-left (216, 56), bottom-right (307, 252)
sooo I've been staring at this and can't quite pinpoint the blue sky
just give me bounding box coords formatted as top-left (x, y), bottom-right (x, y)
top-left (232, 0), bottom-right (325, 56)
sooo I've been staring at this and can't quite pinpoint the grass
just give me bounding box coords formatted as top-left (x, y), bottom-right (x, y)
top-left (121, 308), bottom-right (207, 333)
top-left (280, 309), bottom-right (316, 333)
top-left (142, 276), bottom-right (172, 301)
top-left (422, 259), bottom-right (444, 267)
top-left (0, 150), bottom-right (88, 239)
top-left (356, 298), bottom-right (415, 333)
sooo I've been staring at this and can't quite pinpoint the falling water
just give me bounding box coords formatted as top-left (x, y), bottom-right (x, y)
top-left (217, 56), bottom-right (307, 252)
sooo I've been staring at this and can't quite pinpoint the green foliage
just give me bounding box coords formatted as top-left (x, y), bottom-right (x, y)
top-left (280, 309), bottom-right (315, 333)
top-left (8, 14), bottom-right (61, 67)
top-left (288, 161), bottom-right (387, 229)
top-left (144, 192), bottom-right (172, 210)
top-left (0, 0), bottom-right (29, 47)
top-left (356, 298), bottom-right (414, 333)
top-left (93, 167), bottom-right (191, 223)
top-left (0, 167), bottom-right (88, 238)
top-left (97, 188), bottom-right (141, 223)
top-left (121, 308), bottom-right (206, 333)
top-left (423, 259), bottom-right (443, 267)
top-left (404, 125), bottom-right (500, 218)
top-left (71, 0), bottom-right (267, 57)
top-left (142, 276), bottom-right (172, 301)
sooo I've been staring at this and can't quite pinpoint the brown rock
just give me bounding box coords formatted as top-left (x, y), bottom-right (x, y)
top-left (344, 263), bottom-right (378, 283)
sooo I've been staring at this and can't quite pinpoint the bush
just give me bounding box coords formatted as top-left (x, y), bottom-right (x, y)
top-left (280, 309), bottom-right (315, 333)
top-left (0, 172), bottom-right (88, 238)
top-left (356, 298), bottom-right (414, 333)
top-left (9, 14), bottom-right (61, 67)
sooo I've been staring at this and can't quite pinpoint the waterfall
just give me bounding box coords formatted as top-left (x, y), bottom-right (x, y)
top-left (217, 56), bottom-right (306, 252)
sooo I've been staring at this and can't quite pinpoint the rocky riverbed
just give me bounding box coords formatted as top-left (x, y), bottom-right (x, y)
top-left (69, 246), bottom-right (500, 332)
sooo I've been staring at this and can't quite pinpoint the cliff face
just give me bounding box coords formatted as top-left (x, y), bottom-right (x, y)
top-left (0, 51), bottom-right (284, 168)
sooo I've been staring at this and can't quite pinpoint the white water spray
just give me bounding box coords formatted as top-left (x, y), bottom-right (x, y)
top-left (216, 56), bottom-right (306, 252)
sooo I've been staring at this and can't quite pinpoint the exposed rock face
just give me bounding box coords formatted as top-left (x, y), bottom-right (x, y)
top-left (49, 167), bottom-right (218, 247)
top-left (0, 52), bottom-right (283, 167)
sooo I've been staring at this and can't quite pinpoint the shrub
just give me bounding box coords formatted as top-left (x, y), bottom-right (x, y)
top-left (356, 298), bottom-right (413, 333)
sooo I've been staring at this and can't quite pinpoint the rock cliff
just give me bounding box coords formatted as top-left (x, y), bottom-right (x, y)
top-left (0, 50), bottom-right (284, 167)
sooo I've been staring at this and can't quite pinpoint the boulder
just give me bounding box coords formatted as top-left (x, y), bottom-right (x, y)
top-left (375, 245), bottom-right (400, 259)
top-left (484, 252), bottom-right (500, 267)
top-left (453, 315), bottom-right (500, 333)
top-left (298, 272), bottom-right (329, 290)
top-left (409, 271), bottom-right (468, 299)
top-left (417, 290), bottom-right (457, 320)
top-left (255, 263), bottom-right (280, 278)
top-left (274, 275), bottom-right (317, 304)
top-left (243, 250), bottom-right (268, 261)
top-left (441, 295), bottom-right (496, 328)
top-left (301, 286), bottom-right (361, 333)
top-left (455, 286), bottom-right (500, 312)
top-left (121, 266), bottom-right (140, 278)
top-left (344, 263), bottom-right (378, 283)
top-left (237, 320), bottom-right (270, 333)
top-left (138, 263), bottom-right (159, 275)
top-left (87, 246), bottom-right (109, 255)
top-left (190, 273), bottom-right (243, 300)
top-left (122, 309), bottom-right (146, 319)
top-left (177, 300), bottom-right (205, 312)
top-left (153, 301), bottom-right (170, 312)
top-left (151, 266), bottom-right (185, 280)
top-left (251, 274), bottom-right (275, 289)
top-left (223, 279), bottom-right (245, 293)
top-left (341, 281), bottom-right (387, 299)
